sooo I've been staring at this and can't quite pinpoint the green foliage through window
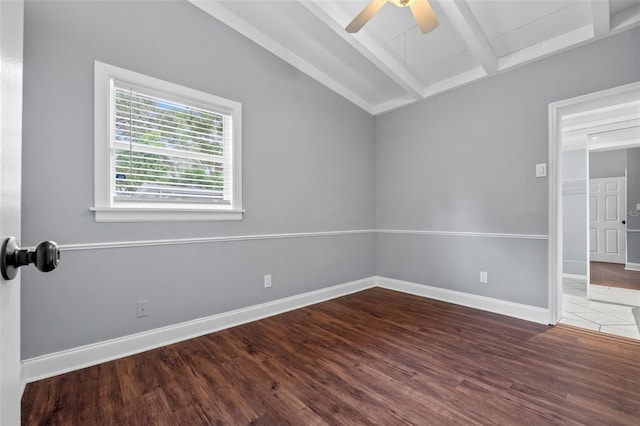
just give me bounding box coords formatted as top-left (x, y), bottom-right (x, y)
top-left (113, 88), bottom-right (228, 203)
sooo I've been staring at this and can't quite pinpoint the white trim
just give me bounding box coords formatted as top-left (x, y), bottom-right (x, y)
top-left (22, 277), bottom-right (377, 383)
top-left (627, 229), bottom-right (640, 233)
top-left (625, 262), bottom-right (640, 271)
top-left (549, 81), bottom-right (640, 326)
top-left (37, 229), bottom-right (547, 252)
top-left (590, 0), bottom-right (610, 39)
top-left (549, 95), bottom-right (565, 323)
top-left (439, 0), bottom-right (498, 75)
top-left (611, 2), bottom-right (640, 33)
top-left (56, 229), bottom-right (376, 252)
top-left (89, 207), bottom-right (244, 223)
top-left (93, 61), bottom-right (243, 223)
top-left (421, 66), bottom-right (487, 99)
top-left (188, 0), bottom-right (374, 114)
top-left (585, 150), bottom-right (591, 297)
top-left (188, 1), bottom-right (639, 116)
top-left (377, 276), bottom-right (550, 325)
top-left (300, 0), bottom-right (424, 100)
top-left (22, 274), bottom-right (556, 383)
top-left (370, 97), bottom-right (417, 115)
top-left (499, 25), bottom-right (593, 72)
top-left (376, 229), bottom-right (548, 240)
top-left (563, 273), bottom-right (587, 282)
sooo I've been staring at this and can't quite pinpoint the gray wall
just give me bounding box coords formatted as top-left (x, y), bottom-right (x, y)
top-left (21, 0), bottom-right (375, 358)
top-left (563, 149), bottom-right (587, 276)
top-left (589, 149), bottom-right (627, 179)
top-left (375, 28), bottom-right (640, 308)
top-left (627, 148), bottom-right (640, 263)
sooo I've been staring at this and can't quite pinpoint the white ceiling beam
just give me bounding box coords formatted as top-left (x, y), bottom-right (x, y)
top-left (422, 66), bottom-right (487, 98)
top-left (610, 2), bottom-right (640, 32)
top-left (188, 0), bottom-right (374, 114)
top-left (371, 97), bottom-right (418, 115)
top-left (372, 66), bottom-right (488, 115)
top-left (300, 0), bottom-right (425, 100)
top-left (591, 0), bottom-right (610, 39)
top-left (498, 25), bottom-right (593, 71)
top-left (438, 0), bottom-right (498, 75)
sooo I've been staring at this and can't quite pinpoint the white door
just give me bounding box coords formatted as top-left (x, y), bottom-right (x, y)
top-left (0, 0), bottom-right (24, 424)
top-left (589, 176), bottom-right (626, 264)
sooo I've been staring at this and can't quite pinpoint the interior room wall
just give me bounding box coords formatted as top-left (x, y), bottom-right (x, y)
top-left (21, 0), bottom-right (640, 361)
top-left (375, 27), bottom-right (640, 308)
top-left (21, 0), bottom-right (375, 359)
top-left (563, 149), bottom-right (587, 276)
top-left (589, 149), bottom-right (627, 178)
top-left (626, 147), bottom-right (640, 264)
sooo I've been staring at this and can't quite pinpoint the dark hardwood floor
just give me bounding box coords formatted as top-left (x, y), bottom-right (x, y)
top-left (591, 261), bottom-right (640, 290)
top-left (22, 288), bottom-right (640, 425)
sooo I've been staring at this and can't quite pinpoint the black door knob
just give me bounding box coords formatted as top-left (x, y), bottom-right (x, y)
top-left (622, 220), bottom-right (626, 224)
top-left (1, 237), bottom-right (60, 280)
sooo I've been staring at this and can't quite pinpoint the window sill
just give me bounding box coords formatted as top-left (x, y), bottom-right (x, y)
top-left (90, 207), bottom-right (244, 222)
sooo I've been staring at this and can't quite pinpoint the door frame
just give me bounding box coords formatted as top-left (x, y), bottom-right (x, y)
top-left (0, 0), bottom-right (24, 423)
top-left (549, 81), bottom-right (640, 324)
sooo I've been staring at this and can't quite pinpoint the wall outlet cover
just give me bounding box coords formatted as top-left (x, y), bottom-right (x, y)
top-left (136, 300), bottom-right (149, 318)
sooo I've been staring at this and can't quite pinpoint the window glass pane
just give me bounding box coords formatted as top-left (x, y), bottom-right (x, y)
top-left (113, 87), bottom-right (230, 204)
top-left (114, 149), bottom-right (226, 203)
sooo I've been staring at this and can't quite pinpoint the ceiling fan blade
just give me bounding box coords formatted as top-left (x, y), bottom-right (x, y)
top-left (346, 0), bottom-right (387, 33)
top-left (410, 0), bottom-right (439, 34)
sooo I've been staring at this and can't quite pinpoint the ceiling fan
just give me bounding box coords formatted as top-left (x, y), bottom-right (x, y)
top-left (346, 0), bottom-right (439, 34)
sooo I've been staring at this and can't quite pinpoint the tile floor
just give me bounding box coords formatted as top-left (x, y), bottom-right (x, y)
top-left (589, 283), bottom-right (640, 306)
top-left (561, 278), bottom-right (640, 340)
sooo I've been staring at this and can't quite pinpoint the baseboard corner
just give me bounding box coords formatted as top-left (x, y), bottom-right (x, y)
top-left (375, 276), bottom-right (549, 325)
top-left (562, 273), bottom-right (587, 282)
top-left (625, 262), bottom-right (640, 271)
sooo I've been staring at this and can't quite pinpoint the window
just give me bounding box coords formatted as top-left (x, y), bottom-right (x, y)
top-left (93, 61), bottom-right (242, 222)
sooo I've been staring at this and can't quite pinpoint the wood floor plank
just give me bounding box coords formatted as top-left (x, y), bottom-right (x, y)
top-left (22, 288), bottom-right (640, 425)
top-left (591, 261), bottom-right (640, 290)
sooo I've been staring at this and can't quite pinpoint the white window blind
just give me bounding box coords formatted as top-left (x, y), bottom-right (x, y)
top-left (112, 84), bottom-right (233, 205)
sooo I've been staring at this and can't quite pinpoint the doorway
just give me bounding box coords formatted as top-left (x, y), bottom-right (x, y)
top-left (588, 147), bottom-right (640, 311)
top-left (562, 145), bottom-right (640, 339)
top-left (550, 81), bottom-right (640, 340)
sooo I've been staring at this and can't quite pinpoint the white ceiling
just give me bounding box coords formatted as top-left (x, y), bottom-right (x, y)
top-left (189, 0), bottom-right (640, 115)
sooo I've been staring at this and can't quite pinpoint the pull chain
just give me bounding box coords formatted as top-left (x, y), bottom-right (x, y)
top-left (403, 7), bottom-right (407, 69)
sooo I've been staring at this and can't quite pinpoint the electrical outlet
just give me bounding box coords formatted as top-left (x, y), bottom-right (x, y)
top-left (535, 163), bottom-right (547, 178)
top-left (136, 300), bottom-right (149, 318)
top-left (480, 271), bottom-right (488, 284)
top-left (264, 274), bottom-right (272, 288)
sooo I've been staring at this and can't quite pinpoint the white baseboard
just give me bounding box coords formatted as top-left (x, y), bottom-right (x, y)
top-left (625, 262), bottom-right (640, 271)
top-left (563, 273), bottom-right (587, 282)
top-left (376, 276), bottom-right (550, 325)
top-left (23, 275), bottom-right (552, 383)
top-left (20, 380), bottom-right (26, 400)
top-left (22, 277), bottom-right (376, 383)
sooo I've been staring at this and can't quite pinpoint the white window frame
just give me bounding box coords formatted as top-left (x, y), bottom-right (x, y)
top-left (92, 61), bottom-right (243, 222)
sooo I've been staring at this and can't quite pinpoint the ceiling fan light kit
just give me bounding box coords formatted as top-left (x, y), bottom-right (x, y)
top-left (346, 0), bottom-right (439, 34)
top-left (388, 0), bottom-right (415, 6)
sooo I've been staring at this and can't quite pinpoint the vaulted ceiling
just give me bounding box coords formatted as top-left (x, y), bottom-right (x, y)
top-left (189, 0), bottom-right (640, 115)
